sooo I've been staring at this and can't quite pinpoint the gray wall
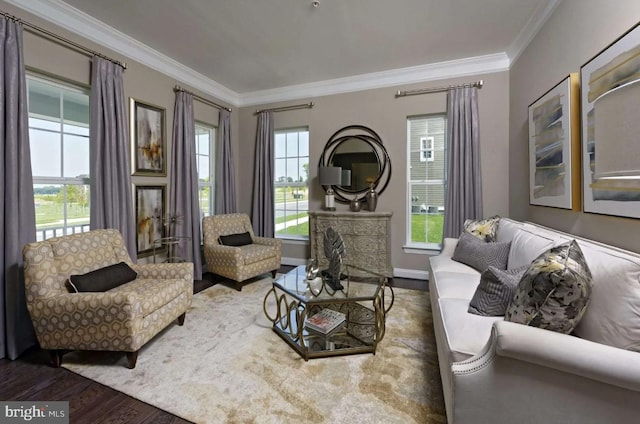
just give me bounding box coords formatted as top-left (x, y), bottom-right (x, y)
top-left (238, 71), bottom-right (510, 274)
top-left (510, 0), bottom-right (640, 252)
top-left (1, 1), bottom-right (237, 260)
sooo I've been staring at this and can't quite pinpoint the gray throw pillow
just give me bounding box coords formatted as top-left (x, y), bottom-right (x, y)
top-left (505, 240), bottom-right (593, 334)
top-left (452, 232), bottom-right (511, 273)
top-left (468, 265), bottom-right (528, 316)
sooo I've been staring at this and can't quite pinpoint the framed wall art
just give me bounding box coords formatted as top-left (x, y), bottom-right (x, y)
top-left (130, 98), bottom-right (166, 176)
top-left (581, 22), bottom-right (640, 218)
top-left (135, 185), bottom-right (165, 257)
top-left (528, 73), bottom-right (581, 210)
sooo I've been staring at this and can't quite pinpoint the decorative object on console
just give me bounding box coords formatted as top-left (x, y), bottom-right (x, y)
top-left (305, 258), bottom-right (319, 280)
top-left (364, 177), bottom-right (378, 211)
top-left (318, 125), bottom-right (391, 204)
top-left (321, 227), bottom-right (346, 291)
top-left (528, 74), bottom-right (580, 210)
top-left (451, 232), bottom-right (511, 273)
top-left (462, 215), bottom-right (500, 242)
top-left (580, 22), bottom-right (640, 218)
top-left (318, 166), bottom-right (342, 210)
top-left (505, 240), bottom-right (593, 334)
top-left (349, 195), bottom-right (362, 212)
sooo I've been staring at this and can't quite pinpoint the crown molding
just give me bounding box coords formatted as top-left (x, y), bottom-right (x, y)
top-left (9, 0), bottom-right (532, 108)
top-left (6, 0), bottom-right (240, 106)
top-left (237, 53), bottom-right (510, 106)
top-left (506, 0), bottom-right (562, 64)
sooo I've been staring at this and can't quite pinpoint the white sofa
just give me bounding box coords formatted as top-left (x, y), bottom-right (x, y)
top-left (428, 218), bottom-right (640, 424)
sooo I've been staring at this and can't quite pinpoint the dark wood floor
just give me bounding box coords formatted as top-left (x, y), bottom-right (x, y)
top-left (1, 267), bottom-right (427, 424)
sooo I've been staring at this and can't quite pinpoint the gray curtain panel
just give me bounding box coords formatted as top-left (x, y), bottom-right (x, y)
top-left (169, 91), bottom-right (202, 280)
top-left (0, 19), bottom-right (37, 359)
top-left (443, 86), bottom-right (483, 239)
top-left (90, 56), bottom-right (137, 257)
top-left (215, 109), bottom-right (237, 214)
top-left (251, 112), bottom-right (275, 237)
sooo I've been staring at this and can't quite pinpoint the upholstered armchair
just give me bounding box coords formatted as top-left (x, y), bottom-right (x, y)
top-left (23, 229), bottom-right (193, 368)
top-left (202, 213), bottom-right (282, 290)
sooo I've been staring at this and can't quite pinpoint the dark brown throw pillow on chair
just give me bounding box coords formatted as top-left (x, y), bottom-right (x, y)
top-left (68, 262), bottom-right (138, 293)
top-left (218, 232), bottom-right (253, 246)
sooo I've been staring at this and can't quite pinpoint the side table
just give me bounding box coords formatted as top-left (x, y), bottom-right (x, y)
top-left (152, 236), bottom-right (191, 263)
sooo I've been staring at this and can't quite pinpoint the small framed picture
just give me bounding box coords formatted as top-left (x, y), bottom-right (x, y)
top-left (130, 98), bottom-right (166, 176)
top-left (134, 185), bottom-right (165, 257)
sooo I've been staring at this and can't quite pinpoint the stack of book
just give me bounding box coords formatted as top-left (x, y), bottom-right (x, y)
top-left (305, 308), bottom-right (346, 336)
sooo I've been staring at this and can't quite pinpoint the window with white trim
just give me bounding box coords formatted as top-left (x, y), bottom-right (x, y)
top-left (195, 122), bottom-right (216, 218)
top-left (28, 75), bottom-right (90, 241)
top-left (407, 115), bottom-right (447, 249)
top-left (274, 127), bottom-right (309, 239)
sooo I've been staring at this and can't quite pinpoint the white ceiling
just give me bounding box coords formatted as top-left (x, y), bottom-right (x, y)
top-left (7, 0), bottom-right (559, 106)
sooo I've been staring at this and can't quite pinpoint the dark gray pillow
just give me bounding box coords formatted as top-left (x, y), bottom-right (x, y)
top-left (468, 265), bottom-right (528, 316)
top-left (68, 262), bottom-right (137, 293)
top-left (218, 231), bottom-right (253, 246)
top-left (452, 232), bottom-right (511, 272)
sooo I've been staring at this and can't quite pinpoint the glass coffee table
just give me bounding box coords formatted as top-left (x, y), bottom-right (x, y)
top-left (262, 264), bottom-right (394, 360)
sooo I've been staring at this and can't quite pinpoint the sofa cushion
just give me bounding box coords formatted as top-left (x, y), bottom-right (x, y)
top-left (429, 254), bottom-right (480, 276)
top-left (439, 297), bottom-right (503, 362)
top-left (463, 215), bottom-right (500, 242)
top-left (574, 241), bottom-right (640, 351)
top-left (505, 240), bottom-right (593, 334)
top-left (507, 228), bottom-right (555, 269)
top-left (111, 277), bottom-right (190, 317)
top-left (430, 271), bottom-right (481, 300)
top-left (219, 231), bottom-right (253, 246)
top-left (468, 265), bottom-right (528, 316)
top-left (495, 218), bottom-right (524, 244)
top-left (452, 232), bottom-right (510, 273)
top-left (239, 244), bottom-right (278, 265)
top-left (68, 262), bottom-right (138, 293)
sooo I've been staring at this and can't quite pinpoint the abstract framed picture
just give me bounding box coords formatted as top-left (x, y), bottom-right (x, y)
top-left (130, 98), bottom-right (166, 176)
top-left (528, 74), bottom-right (580, 210)
top-left (135, 185), bottom-right (165, 257)
top-left (581, 22), bottom-right (640, 218)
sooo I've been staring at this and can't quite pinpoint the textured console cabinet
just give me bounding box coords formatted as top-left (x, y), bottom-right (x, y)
top-left (308, 211), bottom-right (392, 277)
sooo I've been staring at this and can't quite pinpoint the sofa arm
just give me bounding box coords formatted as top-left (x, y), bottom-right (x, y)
top-left (453, 320), bottom-right (640, 392)
top-left (254, 237), bottom-right (282, 249)
top-left (440, 237), bottom-right (459, 256)
top-left (130, 262), bottom-right (193, 281)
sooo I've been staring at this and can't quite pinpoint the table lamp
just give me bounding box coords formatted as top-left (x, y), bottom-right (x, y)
top-left (319, 166), bottom-right (342, 211)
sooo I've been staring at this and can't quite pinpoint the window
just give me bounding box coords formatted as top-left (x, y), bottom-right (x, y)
top-left (195, 122), bottom-right (216, 219)
top-left (407, 115), bottom-right (447, 249)
top-left (28, 75), bottom-right (90, 241)
top-left (274, 127), bottom-right (309, 239)
top-left (420, 136), bottom-right (435, 162)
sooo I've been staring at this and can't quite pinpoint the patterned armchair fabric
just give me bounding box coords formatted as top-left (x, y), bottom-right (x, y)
top-left (202, 213), bottom-right (282, 289)
top-left (23, 229), bottom-right (193, 368)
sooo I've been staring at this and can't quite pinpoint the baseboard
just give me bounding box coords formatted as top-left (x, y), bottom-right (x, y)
top-left (393, 268), bottom-right (429, 281)
top-left (281, 257), bottom-right (308, 267)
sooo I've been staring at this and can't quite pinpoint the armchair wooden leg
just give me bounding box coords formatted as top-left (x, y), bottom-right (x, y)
top-left (177, 312), bottom-right (186, 326)
top-left (271, 270), bottom-right (277, 278)
top-left (126, 351), bottom-right (139, 369)
top-left (49, 350), bottom-right (63, 368)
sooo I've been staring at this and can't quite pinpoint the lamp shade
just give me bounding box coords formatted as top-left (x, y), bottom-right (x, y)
top-left (318, 166), bottom-right (343, 186)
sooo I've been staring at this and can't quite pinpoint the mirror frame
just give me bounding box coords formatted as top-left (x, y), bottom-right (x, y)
top-left (318, 125), bottom-right (391, 203)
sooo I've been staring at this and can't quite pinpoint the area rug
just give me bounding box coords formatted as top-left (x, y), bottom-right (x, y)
top-left (61, 278), bottom-right (446, 424)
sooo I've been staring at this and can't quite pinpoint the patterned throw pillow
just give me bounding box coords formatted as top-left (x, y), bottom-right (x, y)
top-left (505, 240), bottom-right (593, 334)
top-left (468, 265), bottom-right (528, 316)
top-left (452, 232), bottom-right (511, 273)
top-left (463, 215), bottom-right (500, 242)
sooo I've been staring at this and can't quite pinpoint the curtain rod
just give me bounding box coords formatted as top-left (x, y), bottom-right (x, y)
top-left (0, 10), bottom-right (126, 69)
top-left (174, 85), bottom-right (232, 112)
top-left (395, 80), bottom-right (484, 98)
top-left (255, 102), bottom-right (314, 115)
